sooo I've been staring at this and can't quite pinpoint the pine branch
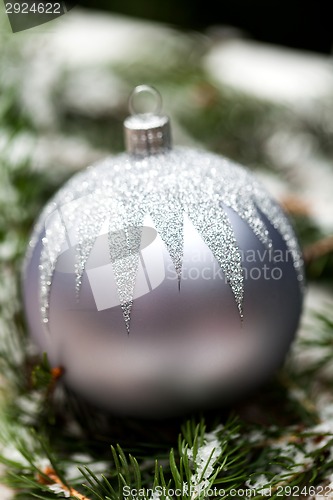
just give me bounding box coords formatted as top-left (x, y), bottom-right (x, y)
top-left (280, 196), bottom-right (311, 217)
top-left (303, 235), bottom-right (333, 264)
top-left (38, 467), bottom-right (91, 500)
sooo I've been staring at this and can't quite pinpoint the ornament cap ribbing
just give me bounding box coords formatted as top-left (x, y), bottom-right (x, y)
top-left (124, 85), bottom-right (172, 156)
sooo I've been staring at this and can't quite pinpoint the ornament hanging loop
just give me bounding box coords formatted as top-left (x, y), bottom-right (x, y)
top-left (128, 85), bottom-right (163, 116)
top-left (124, 84), bottom-right (172, 156)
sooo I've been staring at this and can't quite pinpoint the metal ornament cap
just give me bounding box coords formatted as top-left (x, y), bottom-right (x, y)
top-left (124, 85), bottom-right (171, 156)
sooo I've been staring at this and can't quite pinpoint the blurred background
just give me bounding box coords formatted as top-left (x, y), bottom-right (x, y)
top-left (1, 0), bottom-right (333, 349)
top-left (78, 0), bottom-right (333, 54)
top-left (0, 0), bottom-right (333, 330)
top-left (0, 2), bottom-right (333, 496)
top-left (1, 0), bottom-right (333, 275)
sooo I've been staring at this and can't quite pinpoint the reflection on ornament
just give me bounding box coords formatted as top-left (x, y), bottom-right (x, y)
top-left (23, 85), bottom-right (304, 416)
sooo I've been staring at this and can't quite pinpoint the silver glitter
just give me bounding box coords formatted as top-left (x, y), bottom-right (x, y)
top-left (109, 216), bottom-right (144, 334)
top-left (75, 192), bottom-right (109, 296)
top-left (39, 208), bottom-right (65, 324)
top-left (31, 148), bottom-right (304, 332)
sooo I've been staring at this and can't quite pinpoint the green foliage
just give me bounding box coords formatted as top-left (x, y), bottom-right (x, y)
top-left (31, 354), bottom-right (53, 391)
top-left (1, 21), bottom-right (333, 499)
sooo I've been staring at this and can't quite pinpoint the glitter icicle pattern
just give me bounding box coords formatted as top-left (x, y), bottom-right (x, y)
top-left (31, 148), bottom-right (304, 333)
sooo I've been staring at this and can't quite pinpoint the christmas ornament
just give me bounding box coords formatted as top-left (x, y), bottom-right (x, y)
top-left (23, 85), bottom-right (304, 416)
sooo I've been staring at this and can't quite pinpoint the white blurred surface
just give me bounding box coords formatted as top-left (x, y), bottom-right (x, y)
top-left (205, 39), bottom-right (333, 104)
top-left (0, 470), bottom-right (12, 499)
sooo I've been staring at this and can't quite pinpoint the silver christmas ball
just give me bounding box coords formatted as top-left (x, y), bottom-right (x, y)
top-left (23, 86), bottom-right (304, 417)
